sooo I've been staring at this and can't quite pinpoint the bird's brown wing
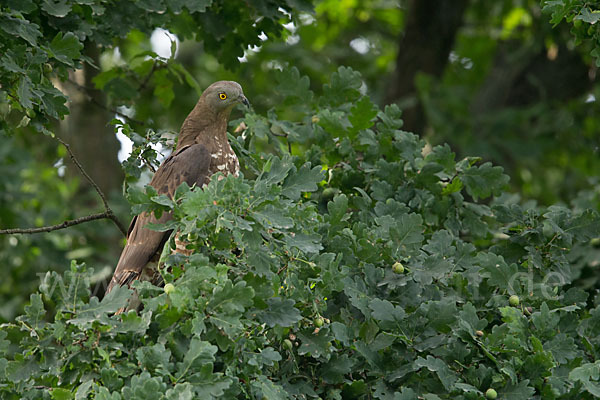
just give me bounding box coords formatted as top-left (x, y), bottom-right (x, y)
top-left (106, 144), bottom-right (211, 293)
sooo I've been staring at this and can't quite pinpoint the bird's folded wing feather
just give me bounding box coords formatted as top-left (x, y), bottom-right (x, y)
top-left (106, 144), bottom-right (211, 292)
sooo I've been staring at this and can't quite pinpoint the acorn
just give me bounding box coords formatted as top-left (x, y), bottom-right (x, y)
top-left (164, 283), bottom-right (175, 294)
top-left (322, 188), bottom-right (336, 202)
top-left (392, 262), bottom-right (404, 274)
top-left (283, 339), bottom-right (293, 350)
top-left (509, 295), bottom-right (520, 307)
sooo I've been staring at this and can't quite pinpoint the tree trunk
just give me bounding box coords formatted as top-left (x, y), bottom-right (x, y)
top-left (61, 43), bottom-right (123, 199)
top-left (385, 0), bottom-right (469, 133)
top-left (472, 41), bottom-right (591, 114)
top-left (58, 43), bottom-right (126, 276)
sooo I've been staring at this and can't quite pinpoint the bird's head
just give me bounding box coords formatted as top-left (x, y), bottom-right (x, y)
top-left (201, 80), bottom-right (249, 114)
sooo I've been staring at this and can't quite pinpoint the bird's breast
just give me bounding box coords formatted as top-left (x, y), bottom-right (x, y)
top-left (207, 144), bottom-right (240, 182)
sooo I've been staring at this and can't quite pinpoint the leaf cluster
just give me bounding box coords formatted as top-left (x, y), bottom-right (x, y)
top-left (0, 0), bottom-right (313, 135)
top-left (542, 0), bottom-right (600, 65)
top-left (2, 67), bottom-right (600, 399)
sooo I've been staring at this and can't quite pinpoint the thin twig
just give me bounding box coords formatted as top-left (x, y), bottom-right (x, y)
top-left (55, 137), bottom-right (128, 236)
top-left (56, 137), bottom-right (109, 210)
top-left (66, 79), bottom-right (146, 126)
top-left (0, 212), bottom-right (113, 234)
top-left (0, 137), bottom-right (128, 237)
top-left (138, 60), bottom-right (158, 92)
top-left (89, 96), bottom-right (146, 126)
top-left (269, 130), bottom-right (292, 154)
top-left (143, 158), bottom-right (157, 173)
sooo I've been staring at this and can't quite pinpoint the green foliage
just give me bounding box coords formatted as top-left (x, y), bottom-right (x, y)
top-left (1, 0), bottom-right (600, 398)
top-left (2, 68), bottom-right (600, 399)
top-left (0, 0), bottom-right (316, 322)
top-left (0, 0), bottom-right (312, 134)
top-left (0, 133), bottom-right (119, 322)
top-left (409, 1), bottom-right (600, 206)
top-left (542, 0), bottom-right (600, 65)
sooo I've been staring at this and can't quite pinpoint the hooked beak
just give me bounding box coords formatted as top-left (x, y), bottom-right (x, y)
top-left (239, 94), bottom-right (250, 108)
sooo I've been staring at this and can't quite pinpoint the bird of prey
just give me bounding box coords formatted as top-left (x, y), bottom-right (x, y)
top-left (106, 81), bottom-right (249, 308)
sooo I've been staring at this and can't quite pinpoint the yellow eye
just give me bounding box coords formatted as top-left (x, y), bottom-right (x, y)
top-left (219, 93), bottom-right (227, 100)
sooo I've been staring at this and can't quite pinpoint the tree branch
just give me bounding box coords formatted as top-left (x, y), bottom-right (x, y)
top-left (0, 137), bottom-right (128, 237)
top-left (56, 137), bottom-right (128, 236)
top-left (0, 212), bottom-right (113, 235)
top-left (56, 137), bottom-right (109, 209)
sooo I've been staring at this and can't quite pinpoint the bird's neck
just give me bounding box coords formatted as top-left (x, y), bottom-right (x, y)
top-left (176, 102), bottom-right (231, 151)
